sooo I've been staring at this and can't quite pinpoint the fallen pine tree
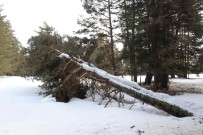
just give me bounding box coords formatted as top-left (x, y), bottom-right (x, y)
top-left (41, 50), bottom-right (193, 118)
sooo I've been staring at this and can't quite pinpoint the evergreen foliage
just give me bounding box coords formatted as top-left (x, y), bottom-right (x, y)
top-left (118, 0), bottom-right (203, 90)
top-left (0, 7), bottom-right (24, 75)
top-left (25, 23), bottom-right (97, 101)
top-left (25, 22), bottom-right (61, 78)
top-left (78, 0), bottom-right (120, 74)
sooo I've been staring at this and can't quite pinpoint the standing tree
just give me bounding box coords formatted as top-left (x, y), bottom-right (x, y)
top-left (0, 6), bottom-right (24, 75)
top-left (78, 0), bottom-right (120, 74)
top-left (119, 0), bottom-right (138, 82)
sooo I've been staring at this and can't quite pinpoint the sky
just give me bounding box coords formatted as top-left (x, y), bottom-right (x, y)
top-left (1, 0), bottom-right (84, 47)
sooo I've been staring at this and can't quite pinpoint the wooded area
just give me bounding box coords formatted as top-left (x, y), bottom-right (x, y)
top-left (78, 0), bottom-right (203, 90)
top-left (0, 1), bottom-right (203, 118)
top-left (1, 1), bottom-right (203, 87)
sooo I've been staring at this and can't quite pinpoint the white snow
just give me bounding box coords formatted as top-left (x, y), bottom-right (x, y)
top-left (59, 53), bottom-right (70, 59)
top-left (0, 76), bottom-right (203, 135)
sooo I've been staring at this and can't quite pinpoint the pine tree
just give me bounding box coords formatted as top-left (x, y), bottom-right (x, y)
top-left (0, 6), bottom-right (24, 75)
top-left (118, 0), bottom-right (139, 81)
top-left (78, 0), bottom-right (120, 74)
top-left (25, 22), bottom-right (63, 78)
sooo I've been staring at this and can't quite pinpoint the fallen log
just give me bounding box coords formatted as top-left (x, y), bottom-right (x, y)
top-left (85, 72), bottom-right (192, 117)
top-left (58, 52), bottom-right (193, 117)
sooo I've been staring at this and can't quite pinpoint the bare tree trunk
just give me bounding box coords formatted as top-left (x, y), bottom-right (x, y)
top-left (123, 0), bottom-right (137, 81)
top-left (123, 0), bottom-right (133, 80)
top-left (108, 0), bottom-right (117, 75)
top-left (160, 71), bottom-right (169, 89)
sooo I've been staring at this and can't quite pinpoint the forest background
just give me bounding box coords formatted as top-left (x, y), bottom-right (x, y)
top-left (1, 0), bottom-right (203, 94)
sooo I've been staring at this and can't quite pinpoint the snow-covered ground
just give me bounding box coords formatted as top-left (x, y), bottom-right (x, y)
top-left (0, 76), bottom-right (203, 135)
top-left (170, 74), bottom-right (203, 93)
top-left (125, 74), bottom-right (203, 93)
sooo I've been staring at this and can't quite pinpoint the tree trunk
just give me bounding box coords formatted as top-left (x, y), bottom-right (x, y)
top-left (171, 73), bottom-right (175, 78)
top-left (88, 70), bottom-right (192, 118)
top-left (107, 0), bottom-right (117, 75)
top-left (153, 73), bottom-right (159, 91)
top-left (144, 72), bottom-right (153, 85)
top-left (160, 71), bottom-right (169, 89)
top-left (130, 0), bottom-right (137, 82)
top-left (58, 52), bottom-right (193, 118)
top-left (108, 80), bottom-right (192, 118)
top-left (123, 0), bottom-right (136, 81)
